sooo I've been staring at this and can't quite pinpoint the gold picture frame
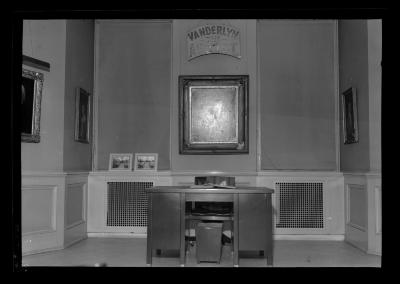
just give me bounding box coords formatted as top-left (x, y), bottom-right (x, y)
top-left (179, 75), bottom-right (249, 154)
top-left (21, 69), bottom-right (44, 143)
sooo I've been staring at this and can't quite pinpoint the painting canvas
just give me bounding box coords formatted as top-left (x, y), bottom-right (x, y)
top-left (179, 75), bottom-right (249, 154)
top-left (21, 69), bottom-right (44, 143)
top-left (190, 86), bottom-right (238, 144)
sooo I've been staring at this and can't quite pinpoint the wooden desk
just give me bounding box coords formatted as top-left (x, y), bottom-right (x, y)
top-left (146, 186), bottom-right (274, 267)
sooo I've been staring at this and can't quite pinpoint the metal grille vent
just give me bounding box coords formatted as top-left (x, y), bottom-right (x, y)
top-left (107, 182), bottom-right (153, 227)
top-left (276, 182), bottom-right (323, 228)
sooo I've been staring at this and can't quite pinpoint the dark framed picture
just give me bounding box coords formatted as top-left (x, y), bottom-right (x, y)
top-left (342, 87), bottom-right (359, 144)
top-left (109, 153), bottom-right (133, 171)
top-left (134, 153), bottom-right (158, 171)
top-left (75, 87), bottom-right (91, 143)
top-left (179, 75), bottom-right (249, 154)
top-left (21, 69), bottom-right (44, 143)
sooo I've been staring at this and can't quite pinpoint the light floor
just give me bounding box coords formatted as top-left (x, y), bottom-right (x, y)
top-left (22, 237), bottom-right (381, 268)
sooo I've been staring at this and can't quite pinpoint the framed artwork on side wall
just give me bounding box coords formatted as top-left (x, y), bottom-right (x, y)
top-left (21, 68), bottom-right (44, 143)
top-left (75, 87), bottom-right (91, 143)
top-left (341, 87), bottom-right (359, 144)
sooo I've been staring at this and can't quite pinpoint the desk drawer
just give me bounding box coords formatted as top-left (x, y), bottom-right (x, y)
top-left (186, 193), bottom-right (234, 202)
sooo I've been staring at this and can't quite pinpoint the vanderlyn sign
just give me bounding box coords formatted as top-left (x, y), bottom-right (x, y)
top-left (187, 24), bottom-right (241, 60)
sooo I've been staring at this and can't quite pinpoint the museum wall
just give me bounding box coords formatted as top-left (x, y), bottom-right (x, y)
top-left (22, 20), bottom-right (67, 172)
top-left (94, 20), bottom-right (171, 170)
top-left (259, 20), bottom-right (337, 170)
top-left (63, 20), bottom-right (94, 172)
top-left (339, 20), bottom-right (371, 172)
top-left (22, 19), bottom-right (381, 174)
top-left (94, 19), bottom-right (341, 172)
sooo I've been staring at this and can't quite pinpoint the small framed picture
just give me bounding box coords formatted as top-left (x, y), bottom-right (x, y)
top-left (75, 87), bottom-right (91, 143)
top-left (341, 87), bottom-right (359, 144)
top-left (134, 153), bottom-right (158, 171)
top-left (109, 153), bottom-right (133, 171)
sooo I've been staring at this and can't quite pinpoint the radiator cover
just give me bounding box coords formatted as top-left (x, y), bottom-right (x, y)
top-left (106, 182), bottom-right (153, 227)
top-left (276, 182), bottom-right (324, 229)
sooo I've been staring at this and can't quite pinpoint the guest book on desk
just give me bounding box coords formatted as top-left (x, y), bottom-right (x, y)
top-left (191, 176), bottom-right (236, 189)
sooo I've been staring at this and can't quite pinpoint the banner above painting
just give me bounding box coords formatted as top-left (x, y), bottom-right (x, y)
top-left (187, 24), bottom-right (241, 61)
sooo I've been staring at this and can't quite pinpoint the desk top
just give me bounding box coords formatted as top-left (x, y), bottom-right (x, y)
top-left (147, 186), bottom-right (274, 194)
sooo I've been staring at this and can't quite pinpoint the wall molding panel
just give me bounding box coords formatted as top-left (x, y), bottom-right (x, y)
top-left (64, 172), bottom-right (89, 248)
top-left (366, 173), bottom-right (382, 255)
top-left (374, 186), bottom-right (381, 234)
top-left (343, 172), bottom-right (381, 255)
top-left (22, 185), bottom-right (57, 236)
top-left (21, 171), bottom-right (90, 255)
top-left (345, 184), bottom-right (367, 232)
top-left (21, 172), bottom-right (66, 256)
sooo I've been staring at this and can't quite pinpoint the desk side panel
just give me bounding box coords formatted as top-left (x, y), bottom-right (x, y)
top-left (238, 193), bottom-right (268, 250)
top-left (151, 193), bottom-right (181, 250)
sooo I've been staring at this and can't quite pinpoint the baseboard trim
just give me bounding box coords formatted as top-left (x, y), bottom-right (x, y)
top-left (22, 245), bottom-right (64, 256)
top-left (274, 234), bottom-right (345, 241)
top-left (367, 249), bottom-right (382, 256)
top-left (63, 236), bottom-right (88, 249)
top-left (87, 232), bottom-right (147, 238)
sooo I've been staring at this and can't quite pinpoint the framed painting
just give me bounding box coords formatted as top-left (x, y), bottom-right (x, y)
top-left (109, 153), bottom-right (133, 171)
top-left (134, 153), bottom-right (158, 171)
top-left (179, 75), bottom-right (249, 154)
top-left (75, 87), bottom-right (91, 143)
top-left (21, 68), bottom-right (44, 143)
top-left (342, 87), bottom-right (359, 144)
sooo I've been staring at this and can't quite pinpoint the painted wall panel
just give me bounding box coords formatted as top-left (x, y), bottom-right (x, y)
top-left (21, 20), bottom-right (66, 171)
top-left (21, 174), bottom-right (65, 255)
top-left (95, 21), bottom-right (171, 170)
top-left (339, 20), bottom-right (370, 171)
top-left (63, 20), bottom-right (94, 171)
top-left (65, 184), bottom-right (84, 227)
top-left (22, 187), bottom-right (55, 234)
top-left (259, 20), bottom-right (336, 170)
top-left (348, 185), bottom-right (367, 230)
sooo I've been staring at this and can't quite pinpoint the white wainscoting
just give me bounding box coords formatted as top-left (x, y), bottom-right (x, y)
top-left (343, 172), bottom-right (381, 255)
top-left (64, 172), bottom-right (89, 248)
top-left (21, 172), bottom-right (66, 255)
top-left (87, 170), bottom-right (345, 240)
